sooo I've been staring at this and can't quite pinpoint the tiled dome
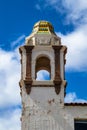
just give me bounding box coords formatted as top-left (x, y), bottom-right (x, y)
top-left (32, 20), bottom-right (54, 34)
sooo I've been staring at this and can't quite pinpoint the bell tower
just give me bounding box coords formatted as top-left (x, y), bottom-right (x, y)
top-left (19, 21), bottom-right (67, 130)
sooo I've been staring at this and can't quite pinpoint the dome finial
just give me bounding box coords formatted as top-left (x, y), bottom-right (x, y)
top-left (32, 20), bottom-right (54, 34)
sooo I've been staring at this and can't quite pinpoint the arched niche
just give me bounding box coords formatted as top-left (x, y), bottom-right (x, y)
top-left (35, 56), bottom-right (51, 80)
top-left (31, 48), bottom-right (55, 80)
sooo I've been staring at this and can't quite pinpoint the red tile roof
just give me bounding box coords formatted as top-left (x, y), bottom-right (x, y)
top-left (65, 103), bottom-right (87, 106)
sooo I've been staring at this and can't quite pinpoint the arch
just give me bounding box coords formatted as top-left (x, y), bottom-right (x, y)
top-left (35, 56), bottom-right (51, 79)
top-left (32, 48), bottom-right (55, 80)
top-left (35, 53), bottom-right (51, 62)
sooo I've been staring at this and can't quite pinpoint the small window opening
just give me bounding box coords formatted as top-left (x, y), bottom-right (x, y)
top-left (35, 56), bottom-right (51, 80)
top-left (74, 119), bottom-right (87, 130)
top-left (36, 70), bottom-right (51, 80)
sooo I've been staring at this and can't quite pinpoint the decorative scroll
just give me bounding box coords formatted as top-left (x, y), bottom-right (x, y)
top-left (25, 84), bottom-right (31, 94)
top-left (54, 85), bottom-right (61, 95)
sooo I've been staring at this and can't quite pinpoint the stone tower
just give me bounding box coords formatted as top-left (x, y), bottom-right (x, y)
top-left (19, 21), bottom-right (67, 130)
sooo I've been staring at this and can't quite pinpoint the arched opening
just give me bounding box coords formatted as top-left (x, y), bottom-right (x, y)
top-left (35, 56), bottom-right (51, 80)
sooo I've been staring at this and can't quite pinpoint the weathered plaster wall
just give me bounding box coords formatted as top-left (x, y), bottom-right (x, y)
top-left (21, 84), bottom-right (65, 130)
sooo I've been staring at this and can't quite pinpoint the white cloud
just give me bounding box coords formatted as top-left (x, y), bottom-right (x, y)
top-left (0, 36), bottom-right (22, 130)
top-left (63, 0), bottom-right (87, 24)
top-left (0, 48), bottom-right (21, 108)
top-left (65, 92), bottom-right (87, 103)
top-left (57, 24), bottom-right (87, 71)
top-left (35, 4), bottom-right (41, 10)
top-left (11, 35), bottom-right (25, 48)
top-left (0, 108), bottom-right (21, 130)
top-left (36, 70), bottom-right (50, 80)
top-left (65, 92), bottom-right (76, 103)
top-left (37, 0), bottom-right (87, 25)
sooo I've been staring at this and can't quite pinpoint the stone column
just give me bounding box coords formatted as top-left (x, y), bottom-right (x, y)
top-left (52, 45), bottom-right (62, 94)
top-left (24, 45), bottom-right (34, 94)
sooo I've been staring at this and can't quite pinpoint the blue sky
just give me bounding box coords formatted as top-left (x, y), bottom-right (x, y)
top-left (0, 0), bottom-right (87, 130)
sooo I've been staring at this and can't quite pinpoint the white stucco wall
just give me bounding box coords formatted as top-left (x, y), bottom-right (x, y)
top-left (21, 83), bottom-right (87, 130)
